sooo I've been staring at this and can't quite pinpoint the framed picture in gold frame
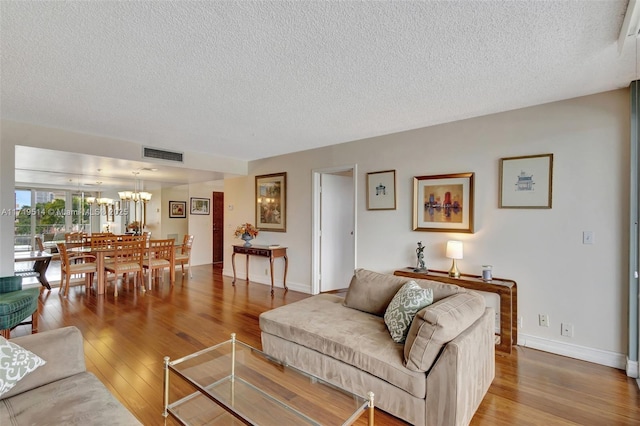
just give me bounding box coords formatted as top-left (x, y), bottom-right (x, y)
top-left (499, 153), bottom-right (553, 209)
top-left (255, 172), bottom-right (287, 232)
top-left (412, 172), bottom-right (474, 233)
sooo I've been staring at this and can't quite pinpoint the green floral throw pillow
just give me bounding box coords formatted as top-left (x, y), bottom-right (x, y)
top-left (0, 336), bottom-right (46, 396)
top-left (384, 281), bottom-right (434, 343)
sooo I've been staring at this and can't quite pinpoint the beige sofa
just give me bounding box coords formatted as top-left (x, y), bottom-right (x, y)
top-left (0, 326), bottom-right (141, 425)
top-left (259, 269), bottom-right (495, 426)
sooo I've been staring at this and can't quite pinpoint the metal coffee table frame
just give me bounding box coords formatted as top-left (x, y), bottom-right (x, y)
top-left (163, 333), bottom-right (374, 425)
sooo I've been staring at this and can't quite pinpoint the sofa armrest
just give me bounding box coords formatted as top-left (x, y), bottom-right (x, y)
top-left (1, 326), bottom-right (87, 400)
top-left (425, 308), bottom-right (495, 426)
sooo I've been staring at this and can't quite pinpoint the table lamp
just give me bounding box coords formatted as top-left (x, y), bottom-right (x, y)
top-left (446, 240), bottom-right (463, 278)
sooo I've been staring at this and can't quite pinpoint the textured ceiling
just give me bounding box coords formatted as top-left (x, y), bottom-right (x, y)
top-left (1, 1), bottom-right (639, 166)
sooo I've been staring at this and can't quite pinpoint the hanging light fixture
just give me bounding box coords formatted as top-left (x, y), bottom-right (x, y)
top-left (118, 171), bottom-right (152, 231)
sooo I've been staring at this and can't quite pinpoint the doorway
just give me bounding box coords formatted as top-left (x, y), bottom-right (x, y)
top-left (312, 165), bottom-right (357, 294)
top-left (212, 192), bottom-right (224, 264)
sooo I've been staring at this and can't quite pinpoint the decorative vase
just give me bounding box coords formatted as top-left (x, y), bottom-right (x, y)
top-left (241, 232), bottom-right (253, 247)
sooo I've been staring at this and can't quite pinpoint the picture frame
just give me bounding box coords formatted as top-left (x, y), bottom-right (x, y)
top-left (190, 197), bottom-right (210, 215)
top-left (499, 153), bottom-right (553, 209)
top-left (169, 200), bottom-right (186, 218)
top-left (412, 172), bottom-right (474, 233)
top-left (367, 170), bottom-right (397, 210)
top-left (255, 172), bottom-right (287, 232)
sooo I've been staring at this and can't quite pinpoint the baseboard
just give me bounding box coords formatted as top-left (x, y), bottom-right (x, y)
top-left (627, 357), bottom-right (639, 378)
top-left (221, 269), bottom-right (310, 294)
top-left (518, 333), bottom-right (626, 370)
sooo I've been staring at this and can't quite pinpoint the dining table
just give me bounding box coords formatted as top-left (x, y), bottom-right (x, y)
top-left (70, 241), bottom-right (176, 295)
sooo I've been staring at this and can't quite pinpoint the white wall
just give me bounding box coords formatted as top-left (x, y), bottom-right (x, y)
top-left (161, 185), bottom-right (189, 241)
top-left (224, 89), bottom-right (630, 367)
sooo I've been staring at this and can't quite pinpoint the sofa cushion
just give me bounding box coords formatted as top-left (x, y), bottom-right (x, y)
top-left (0, 337), bottom-right (46, 397)
top-left (384, 281), bottom-right (433, 343)
top-left (404, 291), bottom-right (486, 372)
top-left (260, 294), bottom-right (428, 398)
top-left (0, 372), bottom-right (141, 425)
top-left (1, 326), bottom-right (86, 400)
top-left (344, 268), bottom-right (462, 316)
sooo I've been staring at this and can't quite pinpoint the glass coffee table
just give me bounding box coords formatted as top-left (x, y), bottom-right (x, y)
top-left (163, 334), bottom-right (374, 425)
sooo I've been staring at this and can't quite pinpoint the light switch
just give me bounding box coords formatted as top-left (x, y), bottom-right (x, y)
top-left (583, 231), bottom-right (594, 244)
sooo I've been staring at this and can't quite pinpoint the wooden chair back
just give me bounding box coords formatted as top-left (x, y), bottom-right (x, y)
top-left (90, 235), bottom-right (116, 249)
top-left (35, 236), bottom-right (45, 252)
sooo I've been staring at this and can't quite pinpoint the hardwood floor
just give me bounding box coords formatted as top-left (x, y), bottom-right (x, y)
top-left (13, 264), bottom-right (640, 425)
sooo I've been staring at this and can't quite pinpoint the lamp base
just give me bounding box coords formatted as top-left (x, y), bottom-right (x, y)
top-left (448, 259), bottom-right (460, 278)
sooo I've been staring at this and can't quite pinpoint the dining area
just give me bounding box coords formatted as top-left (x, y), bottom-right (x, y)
top-left (49, 232), bottom-right (194, 297)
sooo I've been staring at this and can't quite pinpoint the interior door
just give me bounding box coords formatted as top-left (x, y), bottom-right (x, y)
top-left (212, 192), bottom-right (224, 264)
top-left (319, 172), bottom-right (354, 292)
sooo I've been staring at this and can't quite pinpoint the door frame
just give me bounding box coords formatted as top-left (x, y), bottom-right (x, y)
top-left (311, 164), bottom-right (358, 295)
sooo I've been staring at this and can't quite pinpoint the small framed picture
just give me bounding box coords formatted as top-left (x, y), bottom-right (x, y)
top-left (367, 170), bottom-right (396, 210)
top-left (499, 153), bottom-right (553, 209)
top-left (169, 201), bottom-right (186, 218)
top-left (256, 172), bottom-right (287, 232)
top-left (413, 172), bottom-right (474, 233)
top-left (190, 197), bottom-right (210, 215)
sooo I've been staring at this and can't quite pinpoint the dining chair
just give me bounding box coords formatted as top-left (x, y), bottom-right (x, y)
top-left (143, 239), bottom-right (175, 289)
top-left (56, 243), bottom-right (97, 297)
top-left (104, 240), bottom-right (145, 297)
top-left (175, 234), bottom-right (195, 278)
top-left (0, 275), bottom-right (40, 338)
top-left (35, 235), bottom-right (45, 252)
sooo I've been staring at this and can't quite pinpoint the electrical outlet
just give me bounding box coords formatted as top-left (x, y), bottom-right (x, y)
top-left (583, 231), bottom-right (594, 244)
top-left (264, 268), bottom-right (268, 275)
top-left (561, 323), bottom-right (574, 337)
top-left (518, 317), bottom-right (523, 328)
top-left (538, 314), bottom-right (549, 327)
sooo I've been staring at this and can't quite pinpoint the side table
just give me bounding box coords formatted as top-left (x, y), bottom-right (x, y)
top-left (232, 245), bottom-right (288, 295)
top-left (394, 268), bottom-right (517, 354)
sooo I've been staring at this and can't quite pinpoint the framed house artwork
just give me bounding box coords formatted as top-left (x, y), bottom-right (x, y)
top-left (412, 172), bottom-right (475, 233)
top-left (169, 201), bottom-right (186, 218)
top-left (367, 170), bottom-right (396, 210)
top-left (499, 153), bottom-right (553, 209)
top-left (190, 197), bottom-right (210, 215)
top-left (255, 172), bottom-right (287, 232)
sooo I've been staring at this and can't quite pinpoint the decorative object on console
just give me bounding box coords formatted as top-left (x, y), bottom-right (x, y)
top-left (412, 172), bottom-right (474, 233)
top-left (234, 223), bottom-right (259, 247)
top-left (446, 240), bottom-right (463, 278)
top-left (499, 153), bottom-right (553, 209)
top-left (255, 172), bottom-right (287, 232)
top-left (482, 265), bottom-right (493, 281)
top-left (414, 241), bottom-right (427, 272)
top-left (366, 169), bottom-right (396, 210)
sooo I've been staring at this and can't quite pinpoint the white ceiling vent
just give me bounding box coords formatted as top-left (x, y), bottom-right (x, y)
top-left (143, 147), bottom-right (183, 163)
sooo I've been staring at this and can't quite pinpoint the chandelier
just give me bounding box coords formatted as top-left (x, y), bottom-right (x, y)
top-left (118, 171), bottom-right (152, 229)
top-left (86, 182), bottom-right (113, 207)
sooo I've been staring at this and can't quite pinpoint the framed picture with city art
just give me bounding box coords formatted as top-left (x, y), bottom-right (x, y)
top-left (367, 170), bottom-right (396, 210)
top-left (190, 197), bottom-right (210, 215)
top-left (412, 172), bottom-right (474, 233)
top-left (499, 153), bottom-right (553, 209)
top-left (169, 201), bottom-right (186, 218)
top-left (255, 172), bottom-right (287, 232)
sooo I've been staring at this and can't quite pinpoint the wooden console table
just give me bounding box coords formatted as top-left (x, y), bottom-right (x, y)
top-left (232, 245), bottom-right (288, 295)
top-left (394, 268), bottom-right (517, 354)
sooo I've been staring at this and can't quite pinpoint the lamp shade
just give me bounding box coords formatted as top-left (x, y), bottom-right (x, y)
top-left (446, 240), bottom-right (463, 259)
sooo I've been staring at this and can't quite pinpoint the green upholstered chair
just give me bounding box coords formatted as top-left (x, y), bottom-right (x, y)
top-left (0, 275), bottom-right (40, 338)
